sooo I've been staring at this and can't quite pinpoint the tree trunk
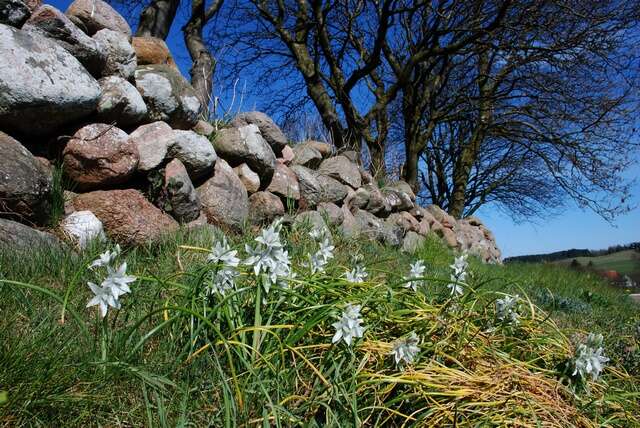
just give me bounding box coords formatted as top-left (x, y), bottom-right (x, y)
top-left (184, 8), bottom-right (213, 119)
top-left (367, 140), bottom-right (386, 178)
top-left (136, 0), bottom-right (180, 39)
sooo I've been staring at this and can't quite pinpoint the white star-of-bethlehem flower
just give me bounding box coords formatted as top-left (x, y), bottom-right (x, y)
top-left (391, 332), bottom-right (420, 366)
top-left (495, 294), bottom-right (521, 324)
top-left (332, 304), bottom-right (365, 346)
top-left (346, 265), bottom-right (368, 283)
top-left (244, 221), bottom-right (293, 292)
top-left (103, 262), bottom-right (136, 298)
top-left (404, 260), bottom-right (426, 291)
top-left (309, 237), bottom-right (335, 273)
top-left (206, 238), bottom-right (241, 295)
top-left (447, 254), bottom-right (468, 296)
top-left (573, 333), bottom-right (609, 381)
top-left (89, 244), bottom-right (121, 269)
top-left (86, 281), bottom-right (121, 318)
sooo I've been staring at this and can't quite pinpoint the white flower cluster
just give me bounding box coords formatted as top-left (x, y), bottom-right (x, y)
top-left (573, 333), bottom-right (609, 381)
top-left (86, 245), bottom-right (136, 318)
top-left (495, 294), bottom-right (520, 324)
top-left (308, 229), bottom-right (335, 274)
top-left (447, 254), bottom-right (468, 296)
top-left (206, 237), bottom-right (240, 296)
top-left (332, 303), bottom-right (365, 346)
top-left (245, 220), bottom-right (293, 293)
top-left (404, 260), bottom-right (426, 292)
top-left (346, 254), bottom-right (368, 283)
top-left (391, 332), bottom-right (420, 366)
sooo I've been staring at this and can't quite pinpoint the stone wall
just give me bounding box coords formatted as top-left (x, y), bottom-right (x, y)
top-left (0, 0), bottom-right (501, 263)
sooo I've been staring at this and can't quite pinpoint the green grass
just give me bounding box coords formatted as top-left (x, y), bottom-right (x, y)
top-left (1, 224), bottom-right (639, 426)
top-left (555, 250), bottom-right (640, 277)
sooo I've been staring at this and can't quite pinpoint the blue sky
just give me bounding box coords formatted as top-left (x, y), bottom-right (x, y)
top-left (48, 0), bottom-right (640, 256)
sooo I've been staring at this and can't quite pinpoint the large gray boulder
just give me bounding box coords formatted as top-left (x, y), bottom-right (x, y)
top-left (65, 0), bottom-right (131, 37)
top-left (292, 141), bottom-right (323, 168)
top-left (22, 5), bottom-right (105, 76)
top-left (93, 29), bottom-right (136, 80)
top-left (0, 0), bottom-right (30, 27)
top-left (197, 159), bottom-right (248, 230)
top-left (163, 158), bottom-right (201, 223)
top-left (248, 191), bottom-right (284, 225)
top-left (0, 218), bottom-right (61, 251)
top-left (135, 64), bottom-right (202, 129)
top-left (352, 209), bottom-right (402, 246)
top-left (317, 174), bottom-right (349, 204)
top-left (96, 76), bottom-right (147, 126)
top-left (267, 161), bottom-right (300, 202)
top-left (213, 124), bottom-right (276, 185)
top-left (0, 131), bottom-right (52, 224)
top-left (291, 165), bottom-right (322, 209)
top-left (318, 155), bottom-right (361, 188)
top-left (293, 210), bottom-right (330, 236)
top-left (317, 202), bottom-right (343, 226)
top-left (0, 24), bottom-right (100, 136)
top-left (169, 130), bottom-right (217, 180)
top-left (129, 121), bottom-right (173, 172)
top-left (230, 111), bottom-right (287, 155)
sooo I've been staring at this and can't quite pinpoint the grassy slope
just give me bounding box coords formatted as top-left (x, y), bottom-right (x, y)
top-left (1, 224), bottom-right (639, 426)
top-left (555, 250), bottom-right (640, 276)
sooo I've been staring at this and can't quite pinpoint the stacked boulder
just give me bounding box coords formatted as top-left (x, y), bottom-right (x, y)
top-left (0, 0), bottom-right (501, 262)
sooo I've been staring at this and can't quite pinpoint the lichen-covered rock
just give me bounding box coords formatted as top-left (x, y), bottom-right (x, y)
top-left (0, 0), bottom-right (30, 27)
top-left (129, 121), bottom-right (173, 172)
top-left (62, 123), bottom-right (138, 190)
top-left (234, 163), bottom-right (260, 194)
top-left (135, 64), bottom-right (202, 129)
top-left (213, 124), bottom-right (276, 184)
top-left (318, 155), bottom-right (361, 188)
top-left (385, 212), bottom-right (419, 235)
top-left (230, 111), bottom-right (287, 155)
top-left (402, 231), bottom-right (425, 254)
top-left (249, 191), bottom-right (284, 225)
top-left (362, 183), bottom-right (386, 215)
top-left (197, 159), bottom-right (248, 230)
top-left (169, 130), bottom-right (217, 180)
top-left (0, 218), bottom-right (61, 251)
top-left (267, 161), bottom-right (300, 202)
top-left (433, 224), bottom-right (458, 248)
top-left (60, 210), bottom-right (105, 248)
top-left (0, 131), bottom-right (52, 224)
top-left (163, 158), bottom-right (200, 223)
top-left (291, 165), bottom-right (322, 208)
top-left (293, 210), bottom-right (330, 236)
top-left (0, 24), bottom-right (100, 136)
top-left (131, 36), bottom-right (177, 68)
top-left (385, 180), bottom-right (416, 201)
top-left (93, 29), bottom-right (136, 80)
top-left (383, 187), bottom-right (413, 212)
top-left (96, 76), bottom-right (147, 126)
top-left (65, 0), bottom-right (131, 37)
top-left (73, 189), bottom-right (178, 246)
top-left (22, 5), bottom-right (105, 76)
top-left (350, 209), bottom-right (401, 246)
top-left (316, 174), bottom-right (349, 204)
top-left (317, 202), bottom-right (343, 226)
top-left (292, 142), bottom-right (323, 168)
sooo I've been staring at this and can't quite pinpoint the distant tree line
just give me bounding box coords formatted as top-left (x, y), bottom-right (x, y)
top-left (505, 242), bottom-right (640, 263)
top-left (110, 0), bottom-right (640, 221)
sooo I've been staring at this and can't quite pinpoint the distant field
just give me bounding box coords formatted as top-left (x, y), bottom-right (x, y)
top-left (555, 249), bottom-right (640, 276)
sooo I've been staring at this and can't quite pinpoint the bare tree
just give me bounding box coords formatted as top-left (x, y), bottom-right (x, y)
top-left (399, 0), bottom-right (640, 219)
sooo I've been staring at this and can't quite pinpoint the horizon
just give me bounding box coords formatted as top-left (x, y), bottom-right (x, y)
top-left (47, 0), bottom-right (640, 258)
